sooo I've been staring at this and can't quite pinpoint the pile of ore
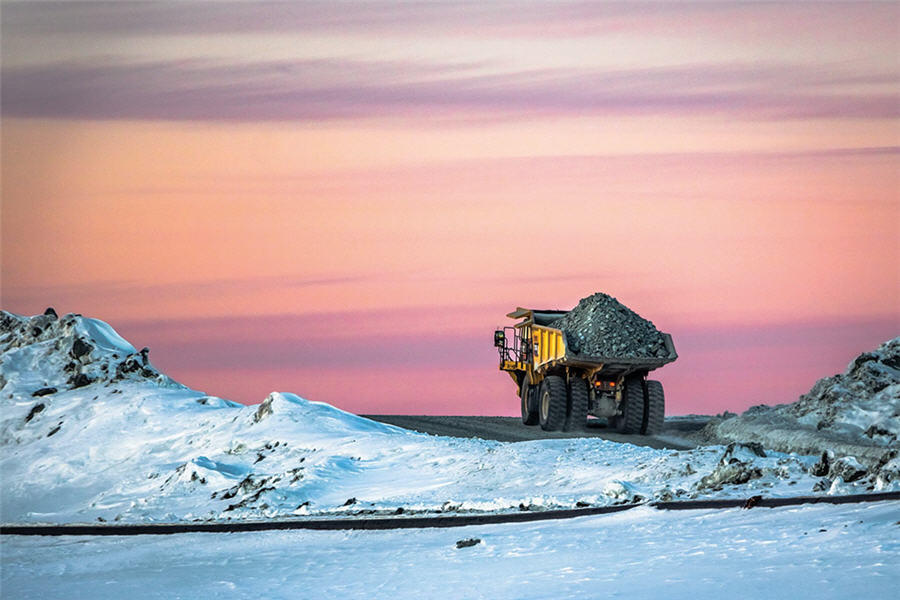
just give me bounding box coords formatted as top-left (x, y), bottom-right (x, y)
top-left (552, 293), bottom-right (668, 358)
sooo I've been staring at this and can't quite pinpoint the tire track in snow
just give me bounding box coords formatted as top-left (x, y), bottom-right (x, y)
top-left (3, 491), bottom-right (898, 536)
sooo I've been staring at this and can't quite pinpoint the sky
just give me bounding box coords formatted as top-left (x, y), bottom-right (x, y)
top-left (1, 1), bottom-right (898, 416)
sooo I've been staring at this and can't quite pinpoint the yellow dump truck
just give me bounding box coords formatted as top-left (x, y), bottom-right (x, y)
top-left (494, 307), bottom-right (677, 434)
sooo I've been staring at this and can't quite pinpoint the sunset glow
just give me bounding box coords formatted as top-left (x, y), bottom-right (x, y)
top-left (2, 2), bottom-right (898, 414)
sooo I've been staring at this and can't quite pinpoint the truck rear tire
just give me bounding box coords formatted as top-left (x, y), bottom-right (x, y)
top-left (564, 377), bottom-right (589, 431)
top-left (539, 376), bottom-right (567, 431)
top-left (644, 380), bottom-right (665, 435)
top-left (616, 375), bottom-right (646, 434)
top-left (520, 382), bottom-right (539, 425)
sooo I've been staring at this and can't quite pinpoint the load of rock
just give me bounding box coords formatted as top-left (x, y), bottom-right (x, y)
top-left (551, 293), bottom-right (669, 358)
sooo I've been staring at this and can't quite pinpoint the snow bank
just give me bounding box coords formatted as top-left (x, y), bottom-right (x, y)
top-left (1, 310), bottom-right (895, 525)
top-left (6, 502), bottom-right (899, 600)
top-left (700, 337), bottom-right (899, 488)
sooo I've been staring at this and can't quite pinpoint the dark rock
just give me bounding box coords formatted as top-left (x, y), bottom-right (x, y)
top-left (32, 387), bottom-right (57, 397)
top-left (864, 424), bottom-right (896, 442)
top-left (31, 327), bottom-right (42, 337)
top-left (140, 347), bottom-right (150, 365)
top-left (811, 451), bottom-right (832, 477)
top-left (343, 497), bottom-right (357, 506)
top-left (44, 307), bottom-right (58, 319)
top-left (71, 373), bottom-right (94, 388)
top-left (115, 356), bottom-right (144, 379)
top-left (456, 538), bottom-right (481, 549)
top-left (47, 423), bottom-right (61, 437)
top-left (71, 337), bottom-right (93, 359)
top-left (813, 478), bottom-right (830, 492)
top-left (24, 403), bottom-right (45, 423)
top-left (0, 312), bottom-right (18, 333)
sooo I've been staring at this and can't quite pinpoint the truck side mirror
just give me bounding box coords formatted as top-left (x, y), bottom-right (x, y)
top-left (494, 330), bottom-right (505, 347)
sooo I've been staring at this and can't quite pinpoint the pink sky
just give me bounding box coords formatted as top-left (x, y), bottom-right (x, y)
top-left (2, 2), bottom-right (898, 415)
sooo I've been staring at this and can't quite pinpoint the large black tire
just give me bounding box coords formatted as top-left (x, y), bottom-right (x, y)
top-left (615, 375), bottom-right (646, 434)
top-left (564, 377), bottom-right (589, 431)
top-left (539, 376), bottom-right (568, 431)
top-left (520, 381), bottom-right (539, 426)
top-left (644, 380), bottom-right (665, 435)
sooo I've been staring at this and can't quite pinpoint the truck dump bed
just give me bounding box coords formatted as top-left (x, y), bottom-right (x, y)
top-left (505, 306), bottom-right (677, 379)
top-left (561, 332), bottom-right (678, 378)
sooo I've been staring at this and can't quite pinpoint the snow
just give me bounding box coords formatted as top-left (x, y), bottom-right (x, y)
top-left (2, 310), bottom-right (899, 597)
top-left (3, 502), bottom-right (898, 599)
top-left (2, 310), bottom-right (896, 525)
top-left (76, 317), bottom-right (137, 356)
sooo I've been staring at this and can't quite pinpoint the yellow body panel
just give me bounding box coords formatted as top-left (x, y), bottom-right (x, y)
top-left (533, 325), bottom-right (566, 367)
top-left (498, 309), bottom-right (569, 391)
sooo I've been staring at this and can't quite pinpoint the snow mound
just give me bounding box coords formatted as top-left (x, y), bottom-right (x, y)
top-left (0, 309), bottom-right (179, 396)
top-left (552, 293), bottom-right (668, 358)
top-left (252, 392), bottom-right (402, 436)
top-left (700, 337), bottom-right (899, 488)
top-left (1, 309), bottom-right (894, 525)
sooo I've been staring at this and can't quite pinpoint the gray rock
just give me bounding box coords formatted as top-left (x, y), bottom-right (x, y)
top-left (829, 456), bottom-right (867, 483)
top-left (552, 293), bottom-right (668, 359)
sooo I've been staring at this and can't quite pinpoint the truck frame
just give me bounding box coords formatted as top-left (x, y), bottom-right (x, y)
top-left (494, 307), bottom-right (677, 435)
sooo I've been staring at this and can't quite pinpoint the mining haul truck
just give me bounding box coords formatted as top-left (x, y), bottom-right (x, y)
top-left (494, 308), bottom-right (677, 435)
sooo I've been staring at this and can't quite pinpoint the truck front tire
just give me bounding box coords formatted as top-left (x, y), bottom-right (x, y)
top-left (520, 382), bottom-right (539, 426)
top-left (539, 376), bottom-right (567, 431)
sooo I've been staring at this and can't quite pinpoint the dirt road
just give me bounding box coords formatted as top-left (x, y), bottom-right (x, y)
top-left (362, 415), bottom-right (708, 450)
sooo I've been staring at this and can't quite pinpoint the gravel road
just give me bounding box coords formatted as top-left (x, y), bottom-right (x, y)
top-left (362, 415), bottom-right (708, 450)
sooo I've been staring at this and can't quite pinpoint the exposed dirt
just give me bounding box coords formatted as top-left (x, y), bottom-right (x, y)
top-left (362, 415), bottom-right (708, 449)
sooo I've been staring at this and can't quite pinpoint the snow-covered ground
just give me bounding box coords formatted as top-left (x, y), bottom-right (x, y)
top-left (4, 502), bottom-right (898, 600)
top-left (2, 310), bottom-right (894, 525)
top-left (2, 310), bottom-right (899, 598)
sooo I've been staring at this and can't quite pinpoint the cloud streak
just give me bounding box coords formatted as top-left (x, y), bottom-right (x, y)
top-left (4, 1), bottom-right (896, 40)
top-left (3, 57), bottom-right (897, 122)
